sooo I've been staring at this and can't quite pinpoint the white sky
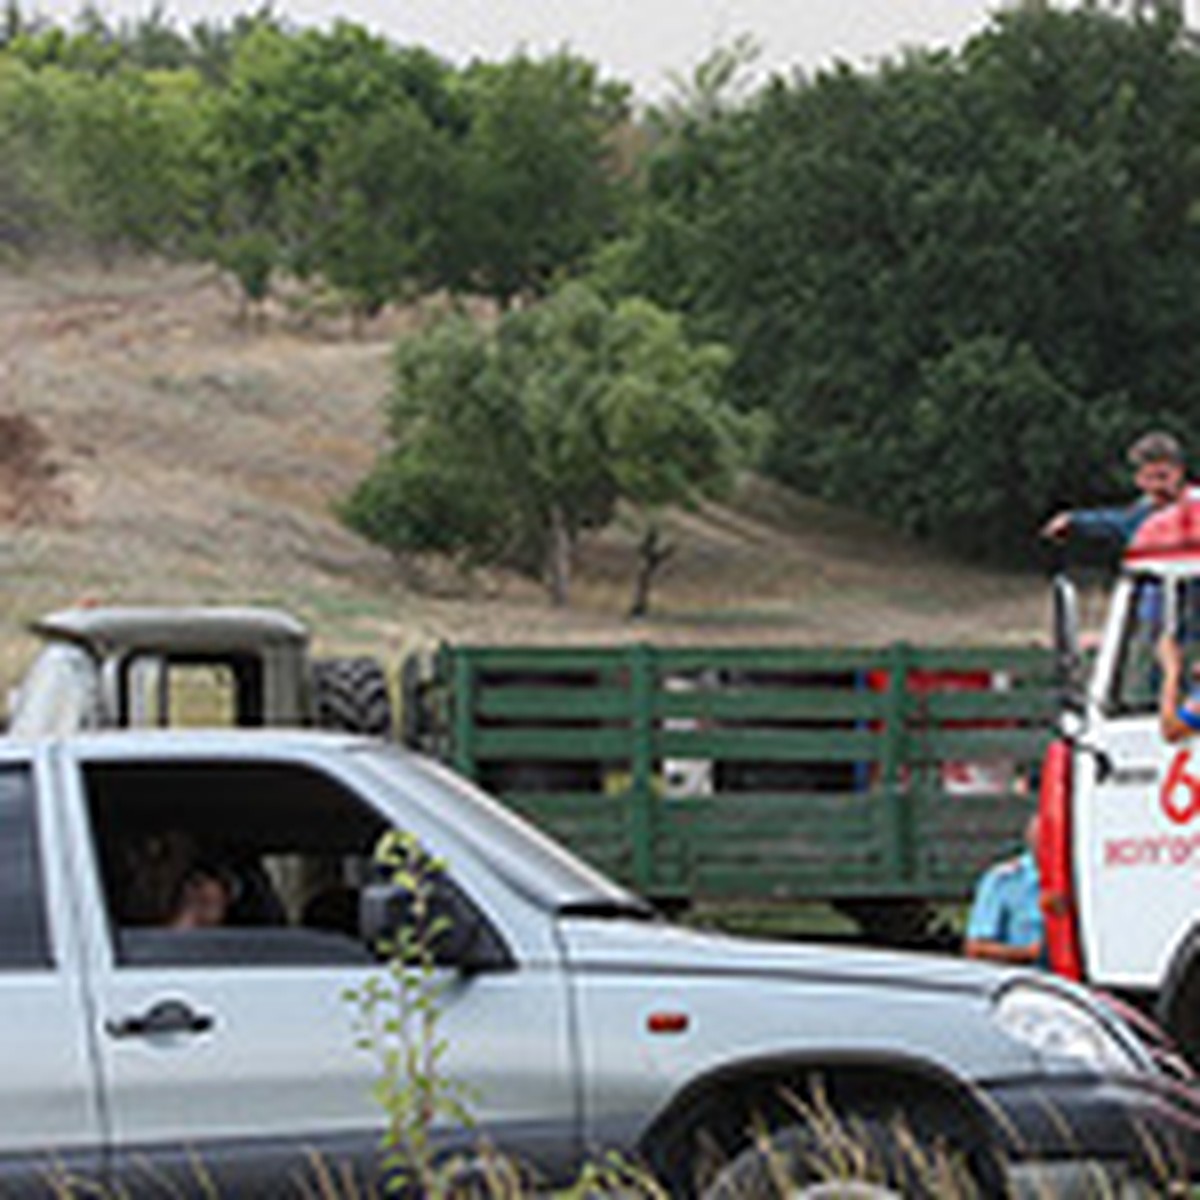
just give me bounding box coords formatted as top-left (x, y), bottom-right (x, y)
top-left (23, 1), bottom-right (1195, 100)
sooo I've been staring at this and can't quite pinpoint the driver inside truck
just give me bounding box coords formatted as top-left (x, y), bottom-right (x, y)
top-left (165, 863), bottom-right (235, 930)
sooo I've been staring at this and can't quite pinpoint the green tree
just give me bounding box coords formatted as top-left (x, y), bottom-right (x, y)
top-left (4, 5), bottom-right (123, 74)
top-left (599, 296), bottom-right (761, 614)
top-left (1, 1), bottom-right (31, 48)
top-left (201, 21), bottom-right (460, 309)
top-left (48, 66), bottom-right (210, 259)
top-left (0, 58), bottom-right (59, 251)
top-left (117, 4), bottom-right (193, 71)
top-left (848, 337), bottom-right (1130, 550)
top-left (444, 53), bottom-right (631, 308)
top-left (592, 39), bottom-right (759, 322)
top-left (343, 284), bottom-right (751, 608)
top-left (0, 15), bottom-right (635, 328)
top-left (306, 96), bottom-right (453, 328)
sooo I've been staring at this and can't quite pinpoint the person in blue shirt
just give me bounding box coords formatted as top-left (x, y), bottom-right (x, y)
top-left (964, 816), bottom-right (1045, 966)
top-left (1041, 431), bottom-right (1187, 547)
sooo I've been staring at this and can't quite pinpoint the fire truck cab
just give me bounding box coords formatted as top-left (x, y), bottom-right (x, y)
top-left (1045, 493), bottom-right (1200, 1060)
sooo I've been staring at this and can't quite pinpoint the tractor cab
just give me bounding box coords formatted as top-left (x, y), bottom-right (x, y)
top-left (1045, 494), bottom-right (1200, 1054)
top-left (8, 606), bottom-right (390, 738)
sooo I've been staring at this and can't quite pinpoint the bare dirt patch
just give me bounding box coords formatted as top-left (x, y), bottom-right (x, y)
top-left (0, 412), bottom-right (71, 525)
top-left (0, 260), bottom-right (1051, 699)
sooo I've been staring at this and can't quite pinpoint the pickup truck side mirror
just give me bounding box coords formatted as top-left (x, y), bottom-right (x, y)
top-left (1053, 574), bottom-right (1085, 715)
top-left (359, 879), bottom-right (514, 974)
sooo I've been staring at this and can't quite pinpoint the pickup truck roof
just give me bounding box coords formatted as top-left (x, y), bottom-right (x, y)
top-left (32, 607), bottom-right (309, 655)
top-left (4, 727), bottom-right (357, 752)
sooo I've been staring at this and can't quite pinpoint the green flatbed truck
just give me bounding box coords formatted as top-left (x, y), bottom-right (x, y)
top-left (404, 641), bottom-right (1057, 943)
top-left (8, 607), bottom-right (1055, 945)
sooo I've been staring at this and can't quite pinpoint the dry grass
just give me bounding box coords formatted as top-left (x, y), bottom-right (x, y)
top-left (0, 259), bottom-right (1057, 700)
top-left (32, 1118), bottom-right (1186, 1200)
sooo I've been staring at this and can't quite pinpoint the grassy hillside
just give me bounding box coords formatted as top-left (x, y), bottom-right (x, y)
top-left (0, 261), bottom-right (1052, 698)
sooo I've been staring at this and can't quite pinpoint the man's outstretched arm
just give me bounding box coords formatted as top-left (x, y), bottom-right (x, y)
top-left (1042, 504), bottom-right (1144, 544)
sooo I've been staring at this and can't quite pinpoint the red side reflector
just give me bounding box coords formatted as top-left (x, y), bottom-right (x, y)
top-left (647, 1012), bottom-right (689, 1035)
top-left (1038, 739), bottom-right (1084, 981)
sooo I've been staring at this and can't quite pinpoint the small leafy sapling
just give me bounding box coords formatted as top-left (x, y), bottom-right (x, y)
top-left (346, 830), bottom-right (475, 1197)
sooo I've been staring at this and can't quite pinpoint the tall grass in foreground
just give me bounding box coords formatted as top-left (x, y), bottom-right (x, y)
top-left (34, 1069), bottom-right (1198, 1199)
top-left (32, 1119), bottom-right (1189, 1200)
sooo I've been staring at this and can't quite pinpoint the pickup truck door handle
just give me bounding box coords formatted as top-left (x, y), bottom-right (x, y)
top-left (106, 999), bottom-right (215, 1039)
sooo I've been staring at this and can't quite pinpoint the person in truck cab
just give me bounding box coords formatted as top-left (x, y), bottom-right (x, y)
top-left (165, 863), bottom-right (235, 930)
top-left (1155, 632), bottom-right (1200, 743)
top-left (964, 815), bottom-right (1046, 966)
top-left (1042, 431), bottom-right (1187, 546)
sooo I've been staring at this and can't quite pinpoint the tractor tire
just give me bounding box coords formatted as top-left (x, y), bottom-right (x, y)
top-left (310, 657), bottom-right (393, 738)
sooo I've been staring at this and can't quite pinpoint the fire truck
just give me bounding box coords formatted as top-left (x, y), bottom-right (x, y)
top-left (1043, 492), bottom-right (1200, 1061)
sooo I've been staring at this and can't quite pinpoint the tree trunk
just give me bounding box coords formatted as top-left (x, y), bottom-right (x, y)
top-left (546, 506), bottom-right (573, 607)
top-left (629, 524), bottom-right (675, 619)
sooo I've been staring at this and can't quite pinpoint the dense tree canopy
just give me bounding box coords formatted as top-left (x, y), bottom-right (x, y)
top-left (609, 6), bottom-right (1200, 559)
top-left (0, 8), bottom-right (630, 318)
top-left (445, 54), bottom-right (631, 307)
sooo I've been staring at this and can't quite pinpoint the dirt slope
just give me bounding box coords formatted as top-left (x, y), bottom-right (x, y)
top-left (0, 261), bottom-right (1050, 695)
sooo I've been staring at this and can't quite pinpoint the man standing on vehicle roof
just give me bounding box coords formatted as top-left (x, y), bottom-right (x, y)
top-left (964, 815), bottom-right (1045, 967)
top-left (1042, 431), bottom-right (1187, 546)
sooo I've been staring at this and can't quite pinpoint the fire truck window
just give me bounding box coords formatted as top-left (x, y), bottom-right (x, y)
top-left (1111, 579), bottom-right (1200, 715)
top-left (1111, 579), bottom-right (1162, 715)
top-left (1176, 580), bottom-right (1200, 645)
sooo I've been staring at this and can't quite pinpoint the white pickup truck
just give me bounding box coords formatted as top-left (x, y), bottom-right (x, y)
top-left (3, 729), bottom-right (1196, 1197)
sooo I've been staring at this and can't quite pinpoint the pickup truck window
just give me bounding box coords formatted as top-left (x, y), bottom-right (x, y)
top-left (81, 759), bottom-right (399, 968)
top-left (1110, 577), bottom-right (1165, 716)
top-left (358, 747), bottom-right (647, 914)
top-left (0, 766), bottom-right (52, 970)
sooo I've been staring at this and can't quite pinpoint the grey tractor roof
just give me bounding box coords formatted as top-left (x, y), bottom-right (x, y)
top-left (33, 607), bottom-right (310, 656)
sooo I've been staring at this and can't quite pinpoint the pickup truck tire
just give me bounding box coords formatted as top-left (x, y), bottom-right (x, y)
top-left (1157, 933), bottom-right (1200, 1068)
top-left (643, 1068), bottom-right (1002, 1200)
top-left (310, 657), bottom-right (393, 737)
top-left (699, 1118), bottom-right (973, 1200)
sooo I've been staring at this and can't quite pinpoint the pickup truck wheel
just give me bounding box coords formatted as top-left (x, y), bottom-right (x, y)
top-left (699, 1119), bottom-right (982, 1200)
top-left (310, 657), bottom-right (393, 737)
top-left (1160, 956), bottom-right (1200, 1069)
